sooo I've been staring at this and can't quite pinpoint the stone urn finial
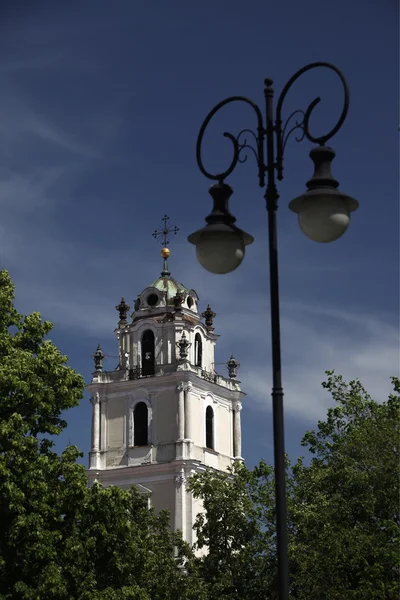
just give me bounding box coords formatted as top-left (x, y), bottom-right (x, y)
top-left (226, 354), bottom-right (239, 379)
top-left (201, 304), bottom-right (216, 332)
top-left (93, 344), bottom-right (105, 372)
top-left (116, 297), bottom-right (130, 325)
top-left (176, 331), bottom-right (191, 361)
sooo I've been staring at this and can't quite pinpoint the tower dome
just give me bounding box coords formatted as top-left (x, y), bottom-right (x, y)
top-left (132, 248), bottom-right (199, 319)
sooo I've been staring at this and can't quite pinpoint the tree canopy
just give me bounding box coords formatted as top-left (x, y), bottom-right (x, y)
top-left (289, 372), bottom-right (399, 599)
top-left (189, 371), bottom-right (400, 600)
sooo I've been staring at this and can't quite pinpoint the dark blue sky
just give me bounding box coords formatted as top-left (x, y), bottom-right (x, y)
top-left (0, 0), bottom-right (398, 468)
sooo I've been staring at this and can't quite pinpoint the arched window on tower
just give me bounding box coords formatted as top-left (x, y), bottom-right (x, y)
top-left (205, 405), bottom-right (214, 450)
top-left (141, 329), bottom-right (155, 376)
top-left (134, 402), bottom-right (148, 446)
top-left (194, 333), bottom-right (202, 368)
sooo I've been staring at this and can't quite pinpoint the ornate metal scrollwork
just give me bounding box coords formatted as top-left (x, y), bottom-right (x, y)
top-left (274, 62), bottom-right (349, 180)
top-left (195, 62), bottom-right (350, 189)
top-left (196, 96), bottom-right (265, 185)
top-left (280, 109), bottom-right (306, 154)
top-left (236, 128), bottom-right (262, 166)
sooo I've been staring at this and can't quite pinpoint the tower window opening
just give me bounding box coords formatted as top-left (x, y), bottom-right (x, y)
top-left (141, 329), bottom-right (155, 376)
top-left (134, 402), bottom-right (148, 446)
top-left (147, 293), bottom-right (158, 307)
top-left (205, 405), bottom-right (214, 450)
top-left (195, 333), bottom-right (202, 368)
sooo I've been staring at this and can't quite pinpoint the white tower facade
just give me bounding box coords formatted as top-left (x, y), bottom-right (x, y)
top-left (87, 251), bottom-right (245, 545)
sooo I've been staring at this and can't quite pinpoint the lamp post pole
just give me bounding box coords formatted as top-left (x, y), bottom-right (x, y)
top-left (264, 78), bottom-right (289, 599)
top-left (188, 62), bottom-right (358, 600)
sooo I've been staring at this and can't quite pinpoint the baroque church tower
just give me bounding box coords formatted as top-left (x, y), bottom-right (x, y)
top-left (87, 217), bottom-right (245, 546)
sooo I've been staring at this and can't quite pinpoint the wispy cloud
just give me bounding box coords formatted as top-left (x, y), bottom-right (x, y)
top-left (237, 304), bottom-right (398, 421)
top-left (24, 114), bottom-right (100, 158)
top-left (0, 93), bottom-right (112, 162)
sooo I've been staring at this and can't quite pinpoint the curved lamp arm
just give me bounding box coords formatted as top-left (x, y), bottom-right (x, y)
top-left (275, 62), bottom-right (349, 180)
top-left (196, 96), bottom-right (265, 184)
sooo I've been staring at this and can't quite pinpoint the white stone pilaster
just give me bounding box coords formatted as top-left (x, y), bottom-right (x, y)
top-left (184, 381), bottom-right (193, 441)
top-left (177, 383), bottom-right (185, 440)
top-left (116, 332), bottom-right (122, 369)
top-left (91, 392), bottom-right (100, 451)
top-left (100, 395), bottom-right (107, 454)
top-left (233, 400), bottom-right (242, 459)
top-left (174, 468), bottom-right (186, 539)
top-left (89, 392), bottom-right (101, 469)
top-left (122, 330), bottom-right (126, 357)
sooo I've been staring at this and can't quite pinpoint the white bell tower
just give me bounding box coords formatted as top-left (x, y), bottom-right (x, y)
top-left (87, 225), bottom-right (245, 545)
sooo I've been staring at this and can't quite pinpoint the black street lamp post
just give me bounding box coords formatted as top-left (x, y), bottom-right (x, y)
top-left (188, 62), bottom-right (358, 600)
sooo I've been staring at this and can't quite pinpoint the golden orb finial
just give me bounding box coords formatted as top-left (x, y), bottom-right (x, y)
top-left (152, 215), bottom-right (178, 276)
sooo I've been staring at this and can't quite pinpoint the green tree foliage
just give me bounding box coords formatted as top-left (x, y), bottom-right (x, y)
top-left (290, 371), bottom-right (400, 599)
top-left (189, 372), bottom-right (400, 600)
top-left (0, 270), bottom-right (205, 600)
top-left (59, 482), bottom-right (205, 600)
top-left (0, 269), bottom-right (85, 598)
top-left (189, 460), bottom-right (277, 600)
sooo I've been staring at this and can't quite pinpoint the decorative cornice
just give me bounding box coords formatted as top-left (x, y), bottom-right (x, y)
top-left (86, 371), bottom-right (245, 400)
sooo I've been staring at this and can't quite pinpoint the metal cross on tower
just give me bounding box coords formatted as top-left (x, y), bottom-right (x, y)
top-left (152, 214), bottom-right (179, 247)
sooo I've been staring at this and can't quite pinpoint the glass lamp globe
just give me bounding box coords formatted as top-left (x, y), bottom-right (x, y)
top-left (290, 190), bottom-right (358, 243)
top-left (196, 228), bottom-right (244, 274)
top-left (188, 223), bottom-right (254, 274)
